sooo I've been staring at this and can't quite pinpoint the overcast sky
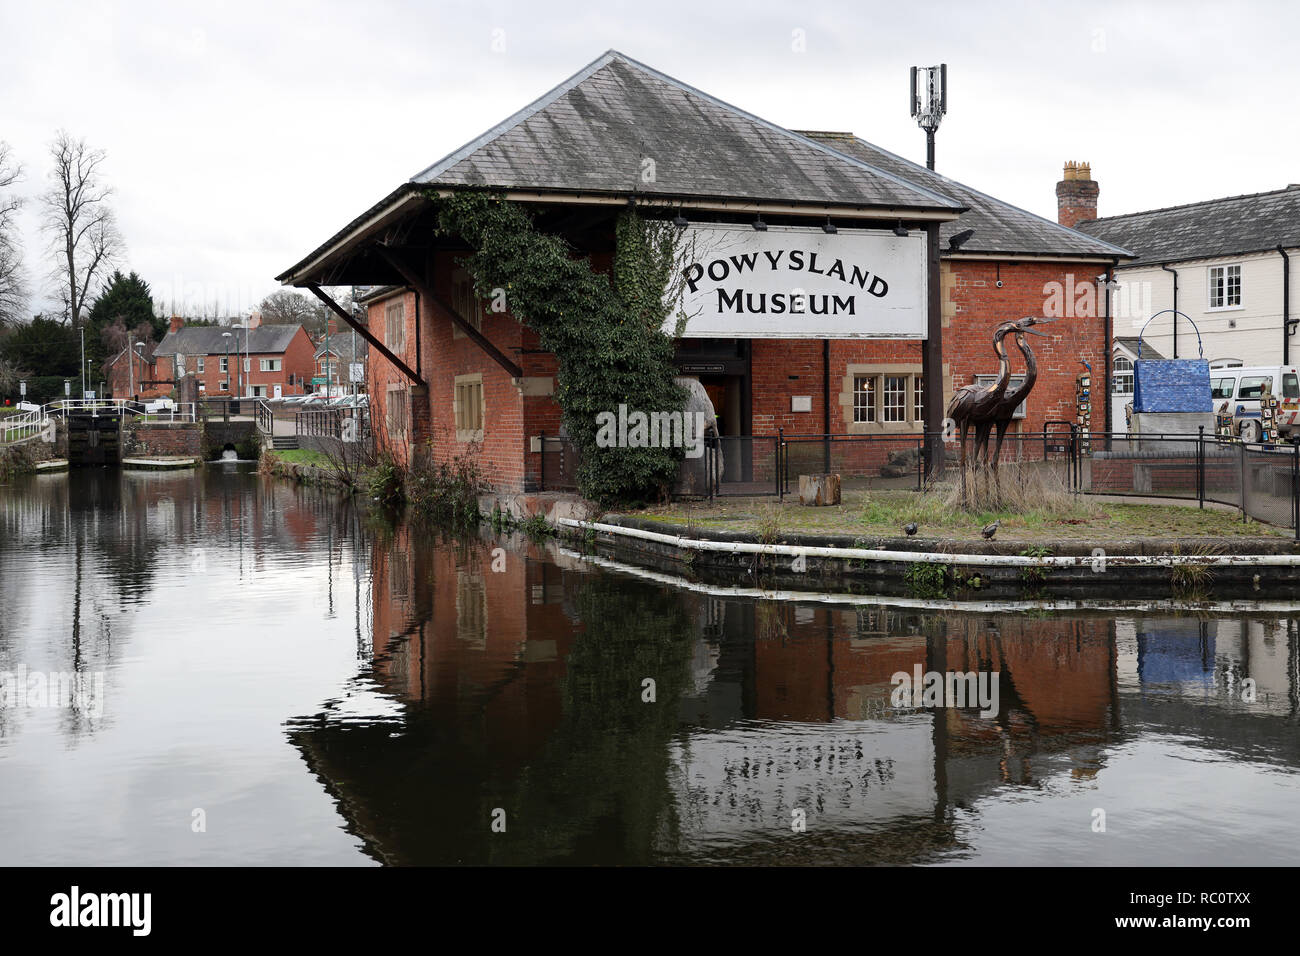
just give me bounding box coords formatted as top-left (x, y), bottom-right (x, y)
top-left (1, 0), bottom-right (1296, 318)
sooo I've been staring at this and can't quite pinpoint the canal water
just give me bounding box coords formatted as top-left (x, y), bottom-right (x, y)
top-left (1, 465), bottom-right (1297, 866)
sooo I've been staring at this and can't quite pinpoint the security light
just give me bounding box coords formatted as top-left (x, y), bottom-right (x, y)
top-left (673, 213), bottom-right (689, 229)
top-left (822, 217), bottom-right (837, 234)
top-left (948, 228), bottom-right (975, 250)
top-left (752, 214), bottom-right (767, 232)
top-left (893, 221), bottom-right (908, 237)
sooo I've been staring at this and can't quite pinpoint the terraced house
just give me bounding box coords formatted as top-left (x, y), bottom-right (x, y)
top-left (277, 50), bottom-right (1131, 492)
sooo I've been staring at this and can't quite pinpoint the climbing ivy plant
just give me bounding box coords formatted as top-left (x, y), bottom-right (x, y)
top-left (428, 190), bottom-right (691, 505)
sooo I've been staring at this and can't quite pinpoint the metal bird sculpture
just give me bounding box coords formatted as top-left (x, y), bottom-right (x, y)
top-left (981, 518), bottom-right (1001, 540)
top-left (980, 316), bottom-right (1052, 471)
top-left (903, 522), bottom-right (918, 536)
top-left (946, 319), bottom-right (1021, 500)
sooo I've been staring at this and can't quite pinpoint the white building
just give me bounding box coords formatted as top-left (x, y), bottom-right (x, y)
top-left (1078, 186), bottom-right (1300, 433)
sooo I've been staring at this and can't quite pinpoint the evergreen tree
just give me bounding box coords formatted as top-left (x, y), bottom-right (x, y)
top-left (85, 270), bottom-right (158, 379)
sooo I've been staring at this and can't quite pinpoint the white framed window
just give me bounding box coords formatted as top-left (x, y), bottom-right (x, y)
top-left (259, 358), bottom-right (281, 372)
top-left (454, 374), bottom-right (484, 441)
top-left (220, 356), bottom-right (229, 373)
top-left (853, 375), bottom-right (876, 423)
top-left (846, 367), bottom-right (924, 429)
top-left (196, 356), bottom-right (204, 373)
top-left (974, 374), bottom-right (1028, 418)
top-left (219, 380), bottom-right (229, 391)
top-left (385, 300), bottom-right (406, 353)
top-left (1208, 264), bottom-right (1242, 310)
top-left (1113, 355), bottom-right (1134, 395)
top-left (883, 375), bottom-right (907, 422)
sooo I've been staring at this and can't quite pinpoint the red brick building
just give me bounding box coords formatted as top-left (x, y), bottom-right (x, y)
top-left (104, 343), bottom-right (169, 400)
top-left (152, 317), bottom-right (316, 399)
top-left (278, 51), bottom-right (1131, 491)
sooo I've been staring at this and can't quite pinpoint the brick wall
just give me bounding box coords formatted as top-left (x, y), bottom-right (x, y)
top-left (365, 250), bottom-right (1108, 492)
top-left (121, 422), bottom-right (203, 458)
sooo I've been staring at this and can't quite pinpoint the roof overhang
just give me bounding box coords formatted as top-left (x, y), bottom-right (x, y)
top-left (278, 184), bottom-right (966, 288)
top-left (945, 251), bottom-right (1131, 265)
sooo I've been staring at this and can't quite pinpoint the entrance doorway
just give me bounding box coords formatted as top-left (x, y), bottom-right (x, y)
top-left (674, 338), bottom-right (752, 484)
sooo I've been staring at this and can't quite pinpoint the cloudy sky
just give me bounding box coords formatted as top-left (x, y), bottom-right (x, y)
top-left (1, 0), bottom-right (1295, 318)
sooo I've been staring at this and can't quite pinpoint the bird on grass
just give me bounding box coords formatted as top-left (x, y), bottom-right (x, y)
top-left (981, 519), bottom-right (1001, 540)
top-left (903, 522), bottom-right (918, 536)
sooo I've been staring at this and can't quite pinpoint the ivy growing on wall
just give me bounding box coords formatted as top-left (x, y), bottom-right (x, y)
top-left (428, 190), bottom-right (691, 505)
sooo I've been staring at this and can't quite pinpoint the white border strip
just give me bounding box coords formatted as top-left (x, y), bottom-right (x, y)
top-left (558, 518), bottom-right (1300, 569)
top-left (558, 546), bottom-right (1300, 614)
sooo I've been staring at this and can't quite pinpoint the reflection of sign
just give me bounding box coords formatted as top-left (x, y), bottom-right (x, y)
top-left (349, 363), bottom-right (364, 383)
top-left (672, 223), bottom-right (927, 340)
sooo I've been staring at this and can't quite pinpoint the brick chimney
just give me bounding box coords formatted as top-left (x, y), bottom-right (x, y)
top-left (169, 315), bottom-right (184, 333)
top-left (1056, 161), bottom-right (1099, 228)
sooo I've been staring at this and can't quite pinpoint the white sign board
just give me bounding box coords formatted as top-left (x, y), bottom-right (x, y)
top-left (349, 362), bottom-right (364, 383)
top-left (670, 223), bottom-right (927, 339)
top-left (273, 384), bottom-right (282, 399)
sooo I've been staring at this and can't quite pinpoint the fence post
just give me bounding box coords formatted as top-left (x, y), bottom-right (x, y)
top-left (916, 435), bottom-right (923, 491)
top-left (1293, 439), bottom-right (1298, 541)
top-left (539, 434), bottom-right (546, 492)
top-left (777, 428), bottom-right (784, 501)
top-left (1240, 439), bottom-right (1247, 524)
top-left (1197, 426), bottom-right (1205, 509)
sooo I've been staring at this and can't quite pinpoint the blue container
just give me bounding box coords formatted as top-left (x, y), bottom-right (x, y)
top-left (1132, 310), bottom-right (1212, 413)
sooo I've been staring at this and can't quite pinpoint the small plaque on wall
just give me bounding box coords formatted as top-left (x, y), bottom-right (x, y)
top-left (791, 395), bottom-right (812, 412)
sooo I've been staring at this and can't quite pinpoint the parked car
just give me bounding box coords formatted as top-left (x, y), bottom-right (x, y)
top-left (1210, 365), bottom-right (1300, 442)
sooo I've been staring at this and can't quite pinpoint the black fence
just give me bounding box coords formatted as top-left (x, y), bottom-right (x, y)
top-left (533, 426), bottom-right (1300, 534)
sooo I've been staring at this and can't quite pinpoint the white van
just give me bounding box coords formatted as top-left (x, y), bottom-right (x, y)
top-left (1210, 365), bottom-right (1300, 442)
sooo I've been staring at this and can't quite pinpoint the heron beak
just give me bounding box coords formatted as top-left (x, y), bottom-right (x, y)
top-left (1022, 327), bottom-right (1048, 337)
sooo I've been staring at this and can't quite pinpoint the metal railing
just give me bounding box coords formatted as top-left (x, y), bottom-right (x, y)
top-left (0, 406), bottom-right (53, 445)
top-left (3, 400), bottom-right (197, 445)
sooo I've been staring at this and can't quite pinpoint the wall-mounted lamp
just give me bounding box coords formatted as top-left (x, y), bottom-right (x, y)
top-left (893, 221), bottom-right (908, 237)
top-left (822, 217), bottom-right (837, 234)
top-left (673, 213), bottom-right (689, 229)
top-left (948, 228), bottom-right (975, 250)
top-left (752, 214), bottom-right (768, 232)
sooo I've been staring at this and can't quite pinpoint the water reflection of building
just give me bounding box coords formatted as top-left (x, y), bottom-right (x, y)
top-left (289, 544), bottom-right (1300, 865)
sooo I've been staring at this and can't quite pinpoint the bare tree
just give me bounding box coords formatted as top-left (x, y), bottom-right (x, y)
top-left (39, 131), bottom-right (123, 327)
top-left (258, 288), bottom-right (330, 334)
top-left (0, 141), bottom-right (24, 328)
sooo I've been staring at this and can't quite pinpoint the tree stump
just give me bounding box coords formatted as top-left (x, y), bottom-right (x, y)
top-left (798, 473), bottom-right (841, 506)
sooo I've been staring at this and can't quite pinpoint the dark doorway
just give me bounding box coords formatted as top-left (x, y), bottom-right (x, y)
top-left (674, 339), bottom-right (752, 482)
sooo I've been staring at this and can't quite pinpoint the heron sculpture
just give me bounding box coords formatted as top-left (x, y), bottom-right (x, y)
top-left (946, 319), bottom-right (1021, 500)
top-left (977, 317), bottom-right (1052, 473)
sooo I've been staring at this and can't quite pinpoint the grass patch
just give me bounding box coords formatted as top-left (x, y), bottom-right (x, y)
top-left (267, 448), bottom-right (331, 467)
top-left (637, 488), bottom-right (1285, 544)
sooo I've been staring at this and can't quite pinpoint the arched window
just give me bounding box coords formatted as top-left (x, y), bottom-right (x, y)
top-left (1113, 355), bottom-right (1133, 394)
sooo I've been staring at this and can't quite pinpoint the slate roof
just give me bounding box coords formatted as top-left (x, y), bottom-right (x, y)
top-left (1114, 336), bottom-right (1165, 361)
top-left (798, 131), bottom-right (1133, 260)
top-left (1077, 186), bottom-right (1300, 266)
top-left (154, 324), bottom-right (303, 356)
top-left (411, 51), bottom-right (963, 213)
top-left (315, 336), bottom-right (367, 362)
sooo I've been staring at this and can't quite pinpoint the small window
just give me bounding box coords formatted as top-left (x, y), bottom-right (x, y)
top-left (454, 375), bottom-right (484, 439)
top-left (386, 385), bottom-right (409, 437)
top-left (451, 269), bottom-right (485, 338)
top-left (259, 358), bottom-right (281, 372)
top-left (853, 375), bottom-right (876, 423)
top-left (1284, 373), bottom-right (1299, 399)
top-left (220, 357), bottom-right (229, 373)
top-left (385, 300), bottom-right (406, 353)
top-left (1210, 377), bottom-right (1236, 400)
top-left (1208, 264), bottom-right (1242, 309)
top-left (1113, 356), bottom-right (1134, 395)
top-left (196, 357), bottom-right (205, 373)
top-left (883, 376), bottom-right (907, 422)
top-left (1238, 376), bottom-right (1272, 400)
top-left (975, 374), bottom-right (1028, 418)
top-left (913, 377), bottom-right (925, 426)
